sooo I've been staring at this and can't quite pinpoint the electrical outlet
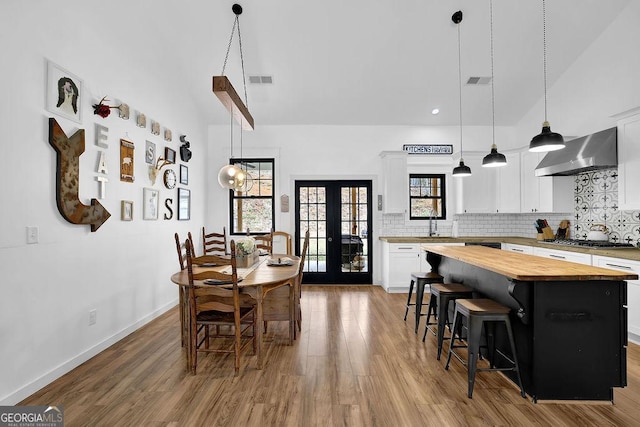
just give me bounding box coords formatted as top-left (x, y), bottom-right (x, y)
top-left (26, 226), bottom-right (39, 244)
top-left (89, 309), bottom-right (97, 326)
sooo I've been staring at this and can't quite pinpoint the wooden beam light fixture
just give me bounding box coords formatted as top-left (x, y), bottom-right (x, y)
top-left (213, 76), bottom-right (254, 130)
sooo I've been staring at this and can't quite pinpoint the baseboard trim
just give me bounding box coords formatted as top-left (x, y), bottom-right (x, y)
top-left (1, 299), bottom-right (178, 405)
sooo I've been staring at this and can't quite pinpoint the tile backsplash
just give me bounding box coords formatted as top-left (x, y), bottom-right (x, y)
top-left (380, 167), bottom-right (640, 245)
top-left (574, 168), bottom-right (640, 245)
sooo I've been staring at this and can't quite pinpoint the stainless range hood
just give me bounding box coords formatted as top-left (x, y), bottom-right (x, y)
top-left (534, 127), bottom-right (617, 176)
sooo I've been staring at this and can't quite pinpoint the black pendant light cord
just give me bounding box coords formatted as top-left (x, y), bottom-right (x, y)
top-left (542, 0), bottom-right (548, 122)
top-left (457, 18), bottom-right (463, 157)
top-left (490, 0), bottom-right (495, 145)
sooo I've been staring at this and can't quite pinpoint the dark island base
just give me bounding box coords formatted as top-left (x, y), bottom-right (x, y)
top-left (431, 254), bottom-right (626, 402)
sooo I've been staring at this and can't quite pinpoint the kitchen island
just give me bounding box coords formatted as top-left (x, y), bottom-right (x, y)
top-left (423, 245), bottom-right (638, 402)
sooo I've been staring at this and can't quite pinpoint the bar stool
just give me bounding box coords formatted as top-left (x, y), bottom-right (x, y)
top-left (445, 298), bottom-right (526, 399)
top-left (423, 283), bottom-right (474, 360)
top-left (404, 272), bottom-right (443, 333)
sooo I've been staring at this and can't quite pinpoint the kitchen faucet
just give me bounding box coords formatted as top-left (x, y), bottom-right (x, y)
top-left (429, 215), bottom-right (438, 237)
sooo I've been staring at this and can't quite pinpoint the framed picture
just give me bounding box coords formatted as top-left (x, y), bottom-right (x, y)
top-left (137, 112), bottom-right (146, 128)
top-left (178, 188), bottom-right (191, 221)
top-left (164, 128), bottom-right (172, 142)
top-left (143, 187), bottom-right (159, 220)
top-left (121, 200), bottom-right (133, 221)
top-left (180, 164), bottom-right (188, 185)
top-left (46, 60), bottom-right (83, 124)
top-left (151, 120), bottom-right (160, 135)
top-left (165, 147), bottom-right (176, 164)
top-left (120, 139), bottom-right (135, 183)
top-left (145, 140), bottom-right (156, 165)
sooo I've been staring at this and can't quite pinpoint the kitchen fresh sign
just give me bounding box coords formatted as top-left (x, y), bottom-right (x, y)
top-left (402, 144), bottom-right (453, 155)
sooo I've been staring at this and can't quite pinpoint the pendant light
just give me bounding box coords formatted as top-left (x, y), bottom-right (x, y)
top-left (482, 0), bottom-right (507, 168)
top-left (216, 4), bottom-right (253, 190)
top-left (452, 11), bottom-right (471, 177)
top-left (529, 0), bottom-right (565, 152)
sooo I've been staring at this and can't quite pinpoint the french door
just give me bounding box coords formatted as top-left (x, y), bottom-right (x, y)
top-left (295, 180), bottom-right (372, 284)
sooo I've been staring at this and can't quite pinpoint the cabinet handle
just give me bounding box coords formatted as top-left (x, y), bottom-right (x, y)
top-left (605, 263), bottom-right (633, 270)
top-left (397, 247), bottom-right (413, 250)
top-left (512, 248), bottom-right (524, 252)
top-left (549, 254), bottom-right (566, 259)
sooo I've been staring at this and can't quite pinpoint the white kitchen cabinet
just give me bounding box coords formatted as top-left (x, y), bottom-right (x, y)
top-left (520, 151), bottom-right (573, 213)
top-left (380, 151), bottom-right (408, 214)
top-left (592, 255), bottom-right (640, 342)
top-left (381, 241), bottom-right (464, 293)
top-left (532, 247), bottom-right (592, 265)
top-left (617, 111), bottom-right (640, 210)
top-left (455, 154), bottom-right (497, 214)
top-left (503, 243), bottom-right (534, 255)
top-left (496, 152), bottom-right (521, 213)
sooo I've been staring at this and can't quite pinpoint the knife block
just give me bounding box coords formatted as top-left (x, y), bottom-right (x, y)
top-left (537, 227), bottom-right (556, 241)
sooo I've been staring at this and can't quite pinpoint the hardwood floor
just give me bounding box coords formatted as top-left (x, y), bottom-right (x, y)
top-left (21, 286), bottom-right (640, 426)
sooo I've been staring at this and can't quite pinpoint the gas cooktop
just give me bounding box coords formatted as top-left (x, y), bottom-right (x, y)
top-left (546, 239), bottom-right (635, 249)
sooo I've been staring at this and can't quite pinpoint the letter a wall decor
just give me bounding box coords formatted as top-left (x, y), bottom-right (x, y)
top-left (49, 118), bottom-right (111, 231)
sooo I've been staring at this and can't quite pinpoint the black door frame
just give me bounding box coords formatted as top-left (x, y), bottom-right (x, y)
top-left (295, 180), bottom-right (373, 284)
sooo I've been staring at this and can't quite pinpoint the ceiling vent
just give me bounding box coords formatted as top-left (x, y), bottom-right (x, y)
top-left (249, 75), bottom-right (273, 84)
top-left (466, 76), bottom-right (492, 85)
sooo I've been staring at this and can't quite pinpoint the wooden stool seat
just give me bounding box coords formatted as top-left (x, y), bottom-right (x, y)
top-left (445, 298), bottom-right (526, 399)
top-left (404, 272), bottom-right (443, 334)
top-left (422, 283), bottom-right (473, 360)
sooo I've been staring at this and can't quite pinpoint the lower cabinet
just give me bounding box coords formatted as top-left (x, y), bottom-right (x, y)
top-left (503, 243), bottom-right (534, 255)
top-left (381, 241), bottom-right (464, 293)
top-left (592, 255), bottom-right (640, 342)
top-left (532, 247), bottom-right (592, 265)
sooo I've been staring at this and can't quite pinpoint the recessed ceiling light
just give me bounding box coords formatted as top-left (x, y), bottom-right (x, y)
top-left (431, 108), bottom-right (440, 115)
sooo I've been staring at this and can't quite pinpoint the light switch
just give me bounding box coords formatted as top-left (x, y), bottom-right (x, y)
top-left (26, 226), bottom-right (39, 244)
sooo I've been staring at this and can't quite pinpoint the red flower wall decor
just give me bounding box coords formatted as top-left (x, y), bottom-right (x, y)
top-left (92, 96), bottom-right (121, 118)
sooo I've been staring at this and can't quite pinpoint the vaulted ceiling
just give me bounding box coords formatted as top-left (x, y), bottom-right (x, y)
top-left (118, 0), bottom-right (631, 127)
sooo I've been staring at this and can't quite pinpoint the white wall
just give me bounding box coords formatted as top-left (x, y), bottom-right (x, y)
top-left (0, 2), bottom-right (207, 404)
top-left (515, 1), bottom-right (640, 139)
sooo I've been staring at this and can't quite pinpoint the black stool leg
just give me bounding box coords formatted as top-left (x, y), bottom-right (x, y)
top-left (466, 316), bottom-right (484, 398)
top-left (436, 295), bottom-right (449, 360)
top-left (504, 318), bottom-right (527, 398)
top-left (422, 292), bottom-right (437, 342)
top-left (415, 279), bottom-right (426, 333)
top-left (404, 279), bottom-right (415, 321)
top-left (445, 308), bottom-right (461, 370)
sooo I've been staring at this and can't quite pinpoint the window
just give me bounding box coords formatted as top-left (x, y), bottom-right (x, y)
top-left (409, 174), bottom-right (446, 220)
top-left (229, 158), bottom-right (275, 235)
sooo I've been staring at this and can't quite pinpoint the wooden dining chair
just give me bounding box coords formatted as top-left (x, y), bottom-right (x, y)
top-left (295, 230), bottom-right (310, 336)
top-left (272, 231), bottom-right (293, 255)
top-left (202, 226), bottom-right (227, 256)
top-left (254, 232), bottom-right (273, 254)
top-left (184, 239), bottom-right (258, 375)
top-left (262, 230), bottom-right (309, 340)
top-left (174, 232), bottom-right (195, 347)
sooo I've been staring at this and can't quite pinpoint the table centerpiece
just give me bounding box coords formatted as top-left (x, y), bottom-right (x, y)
top-left (235, 236), bottom-right (259, 268)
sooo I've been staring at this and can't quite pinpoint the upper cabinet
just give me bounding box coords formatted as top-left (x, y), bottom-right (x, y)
top-left (455, 154), bottom-right (497, 214)
top-left (617, 111), bottom-right (640, 210)
top-left (520, 151), bottom-right (573, 213)
top-left (496, 152), bottom-right (522, 213)
top-left (380, 151), bottom-right (408, 214)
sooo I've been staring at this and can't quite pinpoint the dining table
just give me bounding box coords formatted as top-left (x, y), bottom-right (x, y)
top-left (171, 254), bottom-right (300, 370)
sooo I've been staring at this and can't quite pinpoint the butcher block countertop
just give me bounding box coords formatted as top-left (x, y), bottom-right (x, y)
top-left (379, 235), bottom-right (640, 262)
top-left (423, 245), bottom-right (639, 282)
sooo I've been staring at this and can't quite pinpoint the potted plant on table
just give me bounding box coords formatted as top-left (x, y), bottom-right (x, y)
top-left (235, 236), bottom-right (259, 268)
